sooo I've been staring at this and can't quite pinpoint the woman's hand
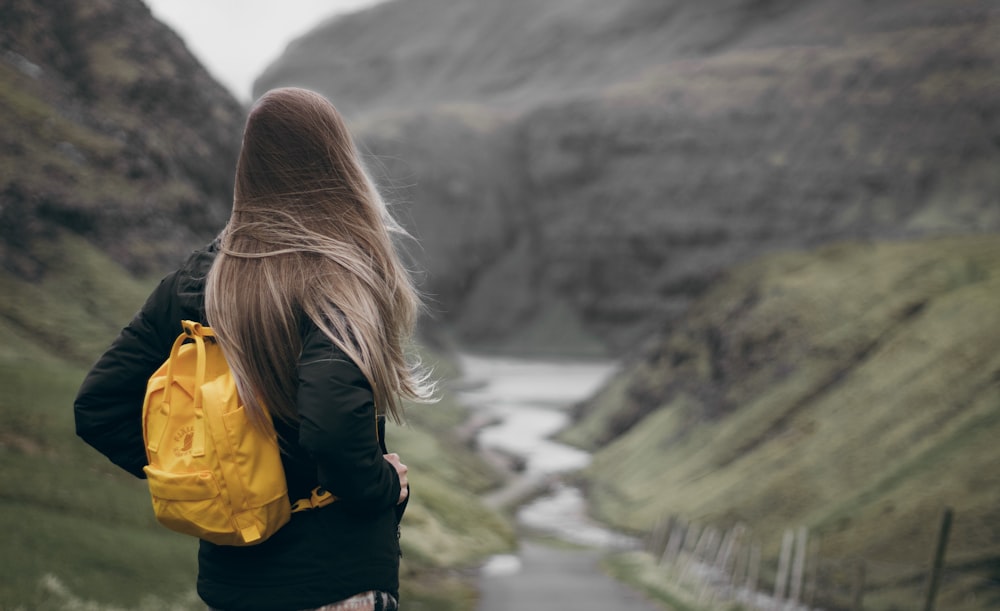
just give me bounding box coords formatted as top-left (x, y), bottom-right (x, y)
top-left (383, 453), bottom-right (409, 504)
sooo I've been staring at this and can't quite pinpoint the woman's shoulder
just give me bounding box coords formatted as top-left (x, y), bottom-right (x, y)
top-left (176, 240), bottom-right (219, 287)
top-left (171, 240), bottom-right (219, 323)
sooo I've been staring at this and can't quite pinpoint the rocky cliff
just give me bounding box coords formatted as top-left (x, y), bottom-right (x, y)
top-left (0, 0), bottom-right (244, 282)
top-left (257, 0), bottom-right (1000, 353)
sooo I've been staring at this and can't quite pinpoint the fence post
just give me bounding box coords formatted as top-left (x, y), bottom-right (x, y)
top-left (716, 524), bottom-right (746, 601)
top-left (851, 558), bottom-right (866, 611)
top-left (731, 531), bottom-right (751, 603)
top-left (774, 529), bottom-right (795, 608)
top-left (689, 527), bottom-right (718, 595)
top-left (789, 526), bottom-right (809, 607)
top-left (703, 527), bottom-right (721, 564)
top-left (684, 522), bottom-right (703, 556)
top-left (747, 541), bottom-right (762, 601)
top-left (715, 524), bottom-right (742, 573)
top-left (804, 536), bottom-right (820, 608)
top-left (675, 522), bottom-right (702, 585)
top-left (923, 507), bottom-right (954, 611)
top-left (662, 519), bottom-right (686, 567)
top-left (647, 515), bottom-right (671, 558)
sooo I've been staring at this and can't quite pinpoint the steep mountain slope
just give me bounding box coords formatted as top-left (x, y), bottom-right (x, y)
top-left (256, 0), bottom-right (1000, 353)
top-left (562, 235), bottom-right (1000, 610)
top-left (0, 0), bottom-right (243, 278)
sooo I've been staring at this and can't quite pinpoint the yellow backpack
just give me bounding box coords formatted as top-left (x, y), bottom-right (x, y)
top-left (141, 320), bottom-right (333, 546)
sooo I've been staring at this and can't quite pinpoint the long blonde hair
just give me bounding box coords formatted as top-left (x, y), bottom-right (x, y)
top-left (205, 87), bottom-right (431, 427)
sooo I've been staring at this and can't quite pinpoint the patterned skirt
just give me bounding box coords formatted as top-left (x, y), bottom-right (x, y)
top-left (307, 591), bottom-right (398, 611)
top-left (210, 590), bottom-right (398, 611)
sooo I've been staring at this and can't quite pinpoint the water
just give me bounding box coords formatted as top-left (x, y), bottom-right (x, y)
top-left (456, 353), bottom-right (639, 550)
top-left (462, 353), bottom-right (816, 610)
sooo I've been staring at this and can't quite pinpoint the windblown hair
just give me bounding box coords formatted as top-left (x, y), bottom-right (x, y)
top-left (205, 87), bottom-right (432, 427)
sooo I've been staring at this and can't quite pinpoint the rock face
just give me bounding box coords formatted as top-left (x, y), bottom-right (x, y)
top-left (0, 0), bottom-right (245, 280)
top-left (256, 0), bottom-right (1000, 353)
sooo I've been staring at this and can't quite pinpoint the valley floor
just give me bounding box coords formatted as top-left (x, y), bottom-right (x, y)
top-left (477, 541), bottom-right (665, 611)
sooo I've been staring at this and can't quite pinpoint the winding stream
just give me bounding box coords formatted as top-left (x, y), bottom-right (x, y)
top-left (456, 353), bottom-right (641, 558)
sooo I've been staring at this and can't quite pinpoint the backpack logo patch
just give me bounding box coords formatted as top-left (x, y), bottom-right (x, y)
top-left (173, 426), bottom-right (195, 457)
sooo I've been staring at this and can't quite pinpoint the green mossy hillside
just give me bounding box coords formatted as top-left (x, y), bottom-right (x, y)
top-left (563, 234), bottom-right (1000, 610)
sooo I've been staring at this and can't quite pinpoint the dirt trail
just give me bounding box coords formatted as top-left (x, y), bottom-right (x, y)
top-left (476, 541), bottom-right (666, 611)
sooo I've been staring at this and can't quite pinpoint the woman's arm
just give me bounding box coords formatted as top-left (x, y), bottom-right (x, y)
top-left (296, 325), bottom-right (402, 512)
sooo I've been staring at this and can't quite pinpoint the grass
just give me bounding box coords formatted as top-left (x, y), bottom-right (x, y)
top-left (0, 346), bottom-right (201, 609)
top-left (0, 500), bottom-right (199, 609)
top-left (397, 567), bottom-right (480, 611)
top-left (0, 232), bottom-right (156, 363)
top-left (390, 394), bottom-right (516, 569)
top-left (603, 551), bottom-right (710, 611)
top-left (0, 279), bottom-right (200, 609)
top-left (566, 235), bottom-right (1000, 611)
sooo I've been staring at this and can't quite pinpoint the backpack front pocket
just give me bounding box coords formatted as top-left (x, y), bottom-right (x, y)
top-left (143, 467), bottom-right (231, 540)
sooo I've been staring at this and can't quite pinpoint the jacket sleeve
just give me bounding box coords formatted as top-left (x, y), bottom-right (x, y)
top-left (296, 325), bottom-right (401, 513)
top-left (73, 272), bottom-right (181, 478)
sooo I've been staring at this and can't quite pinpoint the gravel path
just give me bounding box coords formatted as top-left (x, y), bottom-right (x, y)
top-left (476, 541), bottom-right (666, 611)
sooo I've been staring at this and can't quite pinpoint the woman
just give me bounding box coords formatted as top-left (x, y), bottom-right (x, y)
top-left (74, 87), bottom-right (433, 611)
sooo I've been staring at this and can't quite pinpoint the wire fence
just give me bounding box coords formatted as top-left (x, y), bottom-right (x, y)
top-left (638, 508), bottom-right (999, 611)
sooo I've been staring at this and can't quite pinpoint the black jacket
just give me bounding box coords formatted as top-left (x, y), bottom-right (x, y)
top-left (74, 243), bottom-right (405, 610)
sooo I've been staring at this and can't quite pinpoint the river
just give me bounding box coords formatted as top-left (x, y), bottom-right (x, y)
top-left (455, 353), bottom-right (667, 611)
top-left (455, 352), bottom-right (641, 560)
top-left (455, 353), bottom-right (811, 611)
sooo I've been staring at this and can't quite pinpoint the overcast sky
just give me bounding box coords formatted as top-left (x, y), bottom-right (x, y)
top-left (143, 0), bottom-right (384, 103)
